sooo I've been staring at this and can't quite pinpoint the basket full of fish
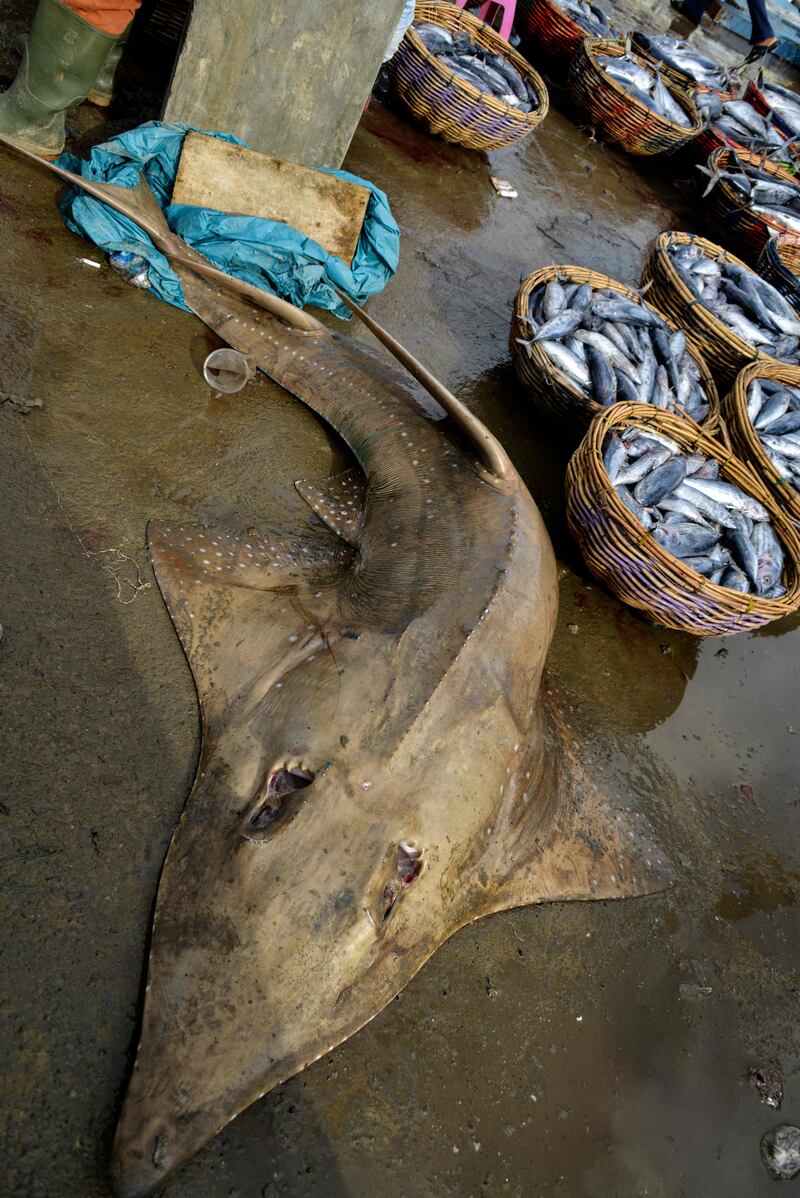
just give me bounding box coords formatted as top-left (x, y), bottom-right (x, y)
top-left (724, 361), bottom-right (800, 526)
top-left (745, 74), bottom-right (800, 143)
top-left (568, 39), bottom-right (701, 157)
top-left (630, 32), bottom-right (729, 93)
top-left (700, 148), bottom-right (800, 271)
top-left (510, 265), bottom-right (720, 435)
top-left (516, 0), bottom-right (617, 71)
top-left (694, 90), bottom-right (795, 163)
top-left (389, 2), bottom-right (549, 151)
top-left (565, 403), bottom-right (800, 634)
top-left (758, 234), bottom-right (800, 309)
top-left (642, 232), bottom-right (800, 389)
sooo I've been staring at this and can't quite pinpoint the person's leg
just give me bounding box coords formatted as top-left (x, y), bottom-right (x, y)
top-left (671, 0), bottom-right (715, 26)
top-left (62, 1), bottom-right (140, 36)
top-left (0, 0), bottom-right (137, 157)
top-left (745, 0), bottom-right (777, 44)
top-left (86, 19), bottom-right (132, 106)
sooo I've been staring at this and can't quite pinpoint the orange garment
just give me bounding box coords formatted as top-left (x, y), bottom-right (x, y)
top-left (63, 0), bottom-right (141, 35)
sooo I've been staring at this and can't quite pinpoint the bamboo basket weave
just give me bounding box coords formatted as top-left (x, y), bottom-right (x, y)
top-left (517, 0), bottom-right (616, 71)
top-left (567, 39), bottom-right (701, 156)
top-left (628, 31), bottom-right (705, 91)
top-left (641, 231), bottom-right (800, 391)
top-left (388, 2), bottom-right (549, 151)
top-left (694, 95), bottom-right (796, 164)
top-left (510, 264), bottom-right (721, 437)
top-left (744, 78), bottom-right (799, 143)
top-left (724, 361), bottom-right (800, 527)
top-left (565, 402), bottom-right (800, 634)
top-left (702, 147), bottom-right (800, 270)
top-left (758, 235), bottom-right (800, 308)
top-left (694, 94), bottom-right (752, 162)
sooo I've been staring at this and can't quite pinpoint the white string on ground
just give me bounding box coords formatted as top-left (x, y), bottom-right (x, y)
top-left (20, 423), bottom-right (152, 605)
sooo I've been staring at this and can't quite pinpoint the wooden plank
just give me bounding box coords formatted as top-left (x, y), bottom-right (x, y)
top-left (162, 0), bottom-right (407, 168)
top-left (172, 133), bottom-right (371, 265)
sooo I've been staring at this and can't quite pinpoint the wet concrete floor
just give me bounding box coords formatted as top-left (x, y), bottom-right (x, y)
top-left (1, 9), bottom-right (799, 1198)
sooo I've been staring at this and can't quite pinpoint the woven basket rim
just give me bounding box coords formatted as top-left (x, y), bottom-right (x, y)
top-left (698, 103), bottom-right (795, 161)
top-left (708, 146), bottom-right (800, 244)
top-left (727, 360), bottom-right (800, 522)
top-left (628, 30), bottom-right (706, 91)
top-left (628, 31), bottom-right (733, 95)
top-left (512, 262), bottom-right (720, 424)
top-left (762, 233), bottom-right (800, 283)
top-left (743, 79), bottom-right (799, 148)
top-left (573, 401), bottom-right (800, 617)
top-left (709, 144), bottom-right (797, 182)
top-left (403, 1), bottom-right (549, 124)
top-left (577, 37), bottom-right (702, 135)
top-left (697, 126), bottom-right (754, 158)
top-left (646, 230), bottom-right (800, 366)
top-left (522, 0), bottom-right (619, 44)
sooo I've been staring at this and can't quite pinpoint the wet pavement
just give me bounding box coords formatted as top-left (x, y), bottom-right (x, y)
top-left (1, 7), bottom-right (800, 1198)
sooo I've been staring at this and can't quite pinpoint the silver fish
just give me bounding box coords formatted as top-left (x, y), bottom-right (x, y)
top-left (752, 520), bottom-right (785, 594)
top-left (616, 447), bottom-right (671, 485)
top-left (603, 433), bottom-right (627, 480)
top-left (653, 522), bottom-right (720, 556)
top-left (672, 481), bottom-right (738, 528)
top-left (634, 455), bottom-right (687, 505)
top-left (682, 476), bottom-right (769, 521)
top-left (539, 339), bottom-right (591, 386)
top-left (722, 565), bottom-right (751, 593)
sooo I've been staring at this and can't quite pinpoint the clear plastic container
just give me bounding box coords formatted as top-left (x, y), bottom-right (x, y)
top-left (109, 250), bottom-right (150, 289)
top-left (202, 348), bottom-right (255, 393)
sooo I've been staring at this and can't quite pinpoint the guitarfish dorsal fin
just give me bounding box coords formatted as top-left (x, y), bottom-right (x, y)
top-left (295, 468), bottom-right (366, 546)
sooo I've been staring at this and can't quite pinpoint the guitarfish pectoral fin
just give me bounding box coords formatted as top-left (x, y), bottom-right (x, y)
top-left (472, 701), bottom-right (674, 917)
top-left (147, 519), bottom-right (352, 719)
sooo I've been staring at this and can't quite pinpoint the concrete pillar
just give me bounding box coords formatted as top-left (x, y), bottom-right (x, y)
top-left (163, 0), bottom-right (407, 168)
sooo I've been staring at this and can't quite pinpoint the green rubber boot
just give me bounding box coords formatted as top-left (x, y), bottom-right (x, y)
top-left (86, 22), bottom-right (131, 108)
top-left (0, 0), bottom-right (116, 159)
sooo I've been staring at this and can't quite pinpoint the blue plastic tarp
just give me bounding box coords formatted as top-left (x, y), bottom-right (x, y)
top-left (57, 121), bottom-right (399, 319)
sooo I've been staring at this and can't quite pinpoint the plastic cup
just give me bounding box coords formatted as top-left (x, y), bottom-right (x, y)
top-left (203, 348), bottom-right (255, 393)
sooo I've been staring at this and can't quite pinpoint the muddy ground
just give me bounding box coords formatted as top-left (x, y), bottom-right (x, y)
top-left (0, 3), bottom-right (799, 1196)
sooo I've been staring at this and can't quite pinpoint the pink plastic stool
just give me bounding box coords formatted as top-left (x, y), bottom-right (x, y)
top-left (455, 0), bottom-right (517, 42)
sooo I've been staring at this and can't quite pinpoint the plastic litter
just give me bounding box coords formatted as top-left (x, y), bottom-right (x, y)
top-left (56, 121), bottom-right (399, 321)
top-left (761, 1125), bottom-right (800, 1179)
top-left (110, 250), bottom-right (150, 289)
top-left (679, 958), bottom-right (712, 999)
top-left (491, 176), bottom-right (519, 198)
top-left (203, 349), bottom-right (254, 394)
top-left (750, 1063), bottom-right (783, 1109)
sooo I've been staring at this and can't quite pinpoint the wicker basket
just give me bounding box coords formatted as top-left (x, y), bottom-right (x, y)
top-left (509, 264), bottom-right (721, 436)
top-left (567, 39), bottom-right (701, 156)
top-left (641, 231), bottom-right (800, 391)
top-left (745, 78), bottom-right (799, 142)
top-left (694, 93), bottom-right (796, 164)
top-left (517, 0), bottom-right (617, 72)
top-left (388, 2), bottom-right (549, 151)
top-left (565, 402), bottom-right (800, 634)
top-left (629, 31), bottom-right (706, 91)
top-left (758, 235), bottom-right (800, 308)
top-left (702, 147), bottom-right (800, 269)
top-left (723, 361), bottom-right (800, 527)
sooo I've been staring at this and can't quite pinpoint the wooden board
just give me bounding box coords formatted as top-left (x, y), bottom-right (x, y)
top-left (172, 133), bottom-right (371, 266)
